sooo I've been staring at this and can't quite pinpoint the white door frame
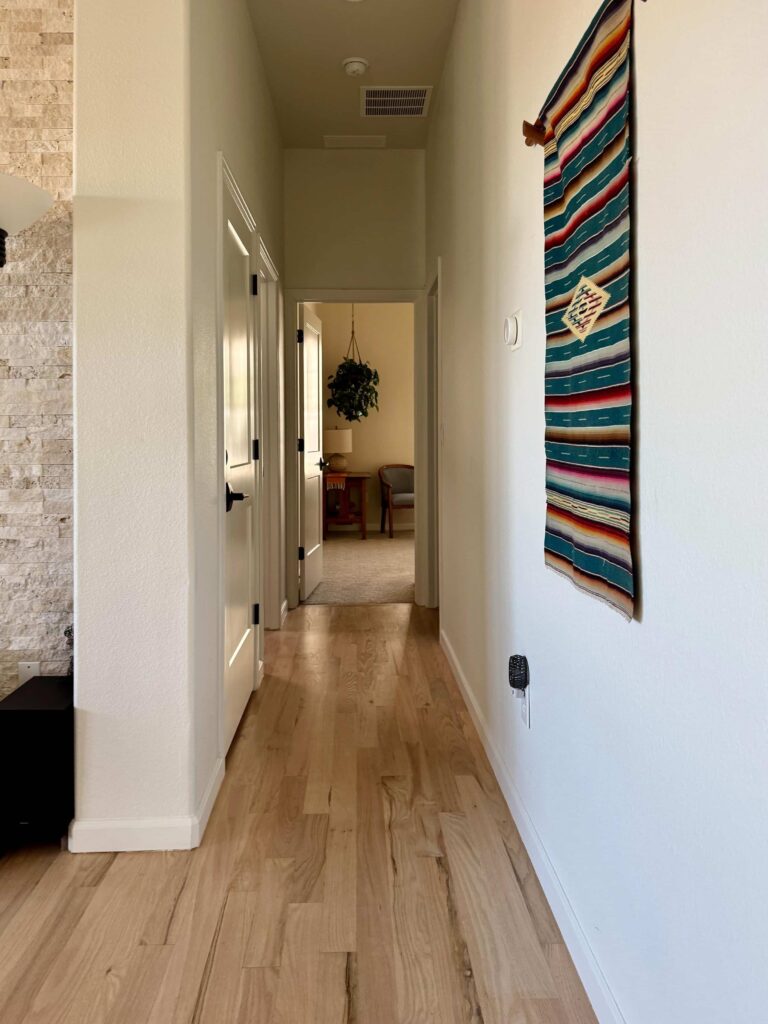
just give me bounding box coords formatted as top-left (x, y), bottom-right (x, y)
top-left (284, 287), bottom-right (433, 610)
top-left (216, 154), bottom-right (263, 758)
top-left (258, 241), bottom-right (286, 631)
top-left (415, 260), bottom-right (442, 609)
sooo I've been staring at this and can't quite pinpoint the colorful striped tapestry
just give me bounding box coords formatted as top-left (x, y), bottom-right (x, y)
top-left (540, 0), bottom-right (635, 619)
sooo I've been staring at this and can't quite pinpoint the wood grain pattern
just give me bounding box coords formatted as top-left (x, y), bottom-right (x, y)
top-left (0, 604), bottom-right (596, 1024)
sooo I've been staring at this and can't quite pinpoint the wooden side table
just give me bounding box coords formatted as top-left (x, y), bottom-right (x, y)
top-left (323, 471), bottom-right (371, 540)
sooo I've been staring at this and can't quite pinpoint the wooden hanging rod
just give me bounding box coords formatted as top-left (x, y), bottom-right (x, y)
top-left (523, 0), bottom-right (646, 148)
top-left (522, 120), bottom-right (547, 147)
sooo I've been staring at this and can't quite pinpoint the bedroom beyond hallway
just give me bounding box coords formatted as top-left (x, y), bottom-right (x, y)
top-left (300, 301), bottom-right (417, 606)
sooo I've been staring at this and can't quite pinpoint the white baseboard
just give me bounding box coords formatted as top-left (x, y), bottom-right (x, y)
top-left (68, 757), bottom-right (225, 853)
top-left (190, 755), bottom-right (225, 846)
top-left (439, 628), bottom-right (626, 1024)
top-left (68, 815), bottom-right (199, 853)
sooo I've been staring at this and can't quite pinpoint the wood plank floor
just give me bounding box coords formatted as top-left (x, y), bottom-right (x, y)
top-left (0, 604), bottom-right (597, 1024)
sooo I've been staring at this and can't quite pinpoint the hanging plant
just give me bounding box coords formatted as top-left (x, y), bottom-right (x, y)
top-left (327, 305), bottom-right (380, 422)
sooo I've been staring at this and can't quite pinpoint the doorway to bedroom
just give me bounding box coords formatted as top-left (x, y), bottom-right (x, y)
top-left (300, 301), bottom-right (415, 606)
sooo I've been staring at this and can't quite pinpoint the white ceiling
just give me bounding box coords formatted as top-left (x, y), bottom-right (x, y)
top-left (248, 0), bottom-right (460, 148)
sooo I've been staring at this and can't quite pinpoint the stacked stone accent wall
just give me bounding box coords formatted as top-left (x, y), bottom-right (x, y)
top-left (0, 0), bottom-right (73, 696)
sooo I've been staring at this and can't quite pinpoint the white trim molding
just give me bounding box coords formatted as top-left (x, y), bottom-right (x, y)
top-left (68, 757), bottom-right (225, 853)
top-left (439, 628), bottom-right (627, 1024)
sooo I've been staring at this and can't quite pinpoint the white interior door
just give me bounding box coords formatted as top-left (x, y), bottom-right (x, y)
top-left (222, 181), bottom-right (260, 751)
top-left (299, 305), bottom-right (323, 600)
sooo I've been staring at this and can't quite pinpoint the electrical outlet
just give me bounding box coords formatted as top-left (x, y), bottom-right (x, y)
top-left (520, 686), bottom-right (531, 729)
top-left (18, 661), bottom-right (40, 685)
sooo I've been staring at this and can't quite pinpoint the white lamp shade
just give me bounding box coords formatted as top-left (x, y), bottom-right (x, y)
top-left (323, 427), bottom-right (352, 454)
top-left (0, 173), bottom-right (54, 236)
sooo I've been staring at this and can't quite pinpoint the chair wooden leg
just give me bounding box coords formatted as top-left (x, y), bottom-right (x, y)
top-left (380, 506), bottom-right (386, 533)
top-left (388, 502), bottom-right (394, 539)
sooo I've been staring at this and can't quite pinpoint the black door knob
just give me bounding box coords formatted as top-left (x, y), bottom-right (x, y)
top-left (225, 482), bottom-right (249, 512)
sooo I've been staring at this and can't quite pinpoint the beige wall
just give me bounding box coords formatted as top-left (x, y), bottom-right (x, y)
top-left (0, 0), bottom-right (73, 697)
top-left (320, 303), bottom-right (413, 527)
top-left (284, 149), bottom-right (425, 290)
top-left (74, 0), bottom-right (192, 843)
top-left (72, 0), bottom-right (284, 848)
top-left (427, 0), bottom-right (768, 1020)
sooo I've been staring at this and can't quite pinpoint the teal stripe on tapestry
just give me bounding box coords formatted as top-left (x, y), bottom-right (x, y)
top-left (545, 230), bottom-right (630, 303)
top-left (542, 87), bottom-right (630, 184)
top-left (545, 532), bottom-right (634, 593)
top-left (545, 78), bottom-right (630, 195)
top-left (546, 481), bottom-right (630, 513)
top-left (544, 143), bottom-right (631, 237)
top-left (545, 205), bottom-right (629, 281)
top-left (546, 405), bottom-right (631, 429)
top-left (545, 358), bottom-right (630, 394)
top-left (544, 185), bottom-right (629, 268)
top-left (550, 62), bottom-right (630, 170)
top-left (544, 101), bottom-right (631, 206)
top-left (545, 441), bottom-right (629, 470)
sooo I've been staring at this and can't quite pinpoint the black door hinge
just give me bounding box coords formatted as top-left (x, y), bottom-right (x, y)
top-left (296, 329), bottom-right (304, 344)
top-left (252, 603), bottom-right (260, 626)
top-left (297, 438), bottom-right (304, 453)
top-left (252, 438), bottom-right (260, 461)
top-left (298, 546), bottom-right (305, 561)
top-left (251, 274), bottom-right (259, 296)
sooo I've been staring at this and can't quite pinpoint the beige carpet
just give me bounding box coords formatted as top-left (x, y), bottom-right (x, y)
top-left (305, 531), bottom-right (415, 605)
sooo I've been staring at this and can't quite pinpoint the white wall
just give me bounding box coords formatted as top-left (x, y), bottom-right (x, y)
top-left (189, 0), bottom-right (284, 814)
top-left (427, 1), bottom-right (768, 1022)
top-left (72, 0), bottom-right (284, 849)
top-left (73, 0), bottom-right (193, 847)
top-left (284, 149), bottom-right (425, 290)
top-left (320, 303), bottom-right (414, 524)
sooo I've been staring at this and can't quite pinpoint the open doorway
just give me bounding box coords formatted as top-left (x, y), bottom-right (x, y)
top-left (296, 301), bottom-right (416, 605)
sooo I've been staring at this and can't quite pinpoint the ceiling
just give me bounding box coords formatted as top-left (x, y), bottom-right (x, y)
top-left (248, 0), bottom-right (460, 148)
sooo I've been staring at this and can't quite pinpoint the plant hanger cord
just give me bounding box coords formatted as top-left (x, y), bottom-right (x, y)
top-left (346, 303), bottom-right (363, 363)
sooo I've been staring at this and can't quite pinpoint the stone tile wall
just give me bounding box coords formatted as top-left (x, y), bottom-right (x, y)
top-left (0, 0), bottom-right (73, 696)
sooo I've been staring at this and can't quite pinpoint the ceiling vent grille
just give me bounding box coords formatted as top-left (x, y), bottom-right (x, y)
top-left (361, 86), bottom-right (433, 118)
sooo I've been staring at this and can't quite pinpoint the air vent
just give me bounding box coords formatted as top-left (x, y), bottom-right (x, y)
top-left (324, 134), bottom-right (387, 149)
top-left (361, 86), bottom-right (433, 118)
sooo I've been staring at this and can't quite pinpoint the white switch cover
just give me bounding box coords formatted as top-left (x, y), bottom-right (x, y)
top-left (18, 661), bottom-right (40, 685)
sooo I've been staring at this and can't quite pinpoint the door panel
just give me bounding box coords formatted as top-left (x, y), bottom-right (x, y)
top-left (299, 306), bottom-right (323, 600)
top-left (222, 185), bottom-right (258, 751)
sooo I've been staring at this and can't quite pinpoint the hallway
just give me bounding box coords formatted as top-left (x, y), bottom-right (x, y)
top-left (0, 605), bottom-right (594, 1023)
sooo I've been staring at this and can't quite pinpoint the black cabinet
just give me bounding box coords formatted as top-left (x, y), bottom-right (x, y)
top-left (0, 676), bottom-right (74, 847)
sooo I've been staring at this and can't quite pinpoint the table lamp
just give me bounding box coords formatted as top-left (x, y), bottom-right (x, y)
top-left (323, 427), bottom-right (352, 471)
top-left (0, 173), bottom-right (54, 268)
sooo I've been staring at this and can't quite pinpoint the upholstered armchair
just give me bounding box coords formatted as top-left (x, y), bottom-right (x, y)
top-left (378, 464), bottom-right (414, 538)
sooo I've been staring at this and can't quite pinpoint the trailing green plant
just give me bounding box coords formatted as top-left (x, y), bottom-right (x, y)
top-left (327, 357), bottom-right (379, 422)
top-left (326, 305), bottom-right (380, 422)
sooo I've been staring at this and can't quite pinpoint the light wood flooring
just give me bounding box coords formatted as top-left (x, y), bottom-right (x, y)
top-left (0, 604), bottom-right (596, 1023)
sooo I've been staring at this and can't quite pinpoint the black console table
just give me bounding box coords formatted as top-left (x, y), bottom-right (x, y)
top-left (0, 675), bottom-right (74, 847)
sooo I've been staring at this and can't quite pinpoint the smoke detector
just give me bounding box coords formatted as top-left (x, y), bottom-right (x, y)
top-left (342, 57), bottom-right (369, 77)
